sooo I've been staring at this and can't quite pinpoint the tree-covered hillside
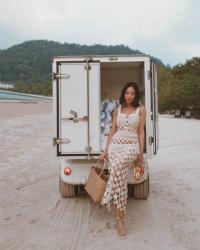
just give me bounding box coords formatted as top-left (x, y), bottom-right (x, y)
top-left (0, 40), bottom-right (163, 96)
top-left (158, 57), bottom-right (200, 114)
top-left (0, 40), bottom-right (199, 116)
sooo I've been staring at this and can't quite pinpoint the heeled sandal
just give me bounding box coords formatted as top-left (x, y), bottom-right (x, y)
top-left (115, 216), bottom-right (126, 236)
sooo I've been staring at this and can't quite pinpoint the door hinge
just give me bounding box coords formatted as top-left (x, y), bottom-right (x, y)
top-left (148, 70), bottom-right (152, 80)
top-left (84, 65), bottom-right (91, 70)
top-left (84, 56), bottom-right (92, 70)
top-left (53, 73), bottom-right (70, 80)
top-left (85, 146), bottom-right (92, 153)
top-left (52, 137), bottom-right (71, 146)
top-left (109, 56), bottom-right (118, 61)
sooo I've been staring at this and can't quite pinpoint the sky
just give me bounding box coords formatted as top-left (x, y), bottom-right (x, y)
top-left (0, 0), bottom-right (199, 66)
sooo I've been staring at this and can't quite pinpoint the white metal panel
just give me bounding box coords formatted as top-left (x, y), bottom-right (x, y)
top-left (88, 63), bottom-right (101, 152)
top-left (59, 63), bottom-right (88, 153)
top-left (144, 58), bottom-right (153, 159)
top-left (57, 62), bottom-right (101, 155)
top-left (60, 159), bottom-right (98, 185)
top-left (154, 65), bottom-right (159, 152)
top-left (53, 55), bottom-right (150, 64)
top-left (52, 61), bottom-right (57, 156)
top-left (93, 56), bottom-right (149, 63)
top-left (151, 62), bottom-right (159, 154)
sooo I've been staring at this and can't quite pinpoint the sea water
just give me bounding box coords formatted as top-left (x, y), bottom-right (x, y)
top-left (0, 90), bottom-right (50, 101)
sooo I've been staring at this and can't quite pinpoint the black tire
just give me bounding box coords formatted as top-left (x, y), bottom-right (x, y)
top-left (59, 176), bottom-right (76, 198)
top-left (133, 174), bottom-right (149, 199)
top-left (128, 183), bottom-right (134, 197)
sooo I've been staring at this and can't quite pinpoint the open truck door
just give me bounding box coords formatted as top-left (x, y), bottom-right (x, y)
top-left (145, 59), bottom-right (159, 158)
top-left (52, 59), bottom-right (101, 158)
top-left (151, 61), bottom-right (159, 154)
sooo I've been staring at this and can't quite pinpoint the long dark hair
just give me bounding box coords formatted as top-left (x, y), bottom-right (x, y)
top-left (119, 82), bottom-right (140, 108)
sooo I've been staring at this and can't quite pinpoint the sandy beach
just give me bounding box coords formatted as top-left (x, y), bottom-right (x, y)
top-left (0, 102), bottom-right (200, 250)
top-left (0, 101), bottom-right (52, 120)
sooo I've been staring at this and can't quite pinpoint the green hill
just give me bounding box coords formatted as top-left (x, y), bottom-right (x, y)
top-left (0, 40), bottom-right (199, 116)
top-left (0, 40), bottom-right (164, 96)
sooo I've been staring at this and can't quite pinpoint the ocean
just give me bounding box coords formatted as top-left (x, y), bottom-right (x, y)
top-left (0, 90), bottom-right (51, 101)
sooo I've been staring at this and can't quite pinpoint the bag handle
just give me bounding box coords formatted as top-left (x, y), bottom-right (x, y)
top-left (93, 158), bottom-right (107, 177)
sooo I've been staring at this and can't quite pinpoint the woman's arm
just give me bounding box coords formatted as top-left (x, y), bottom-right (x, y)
top-left (138, 106), bottom-right (146, 162)
top-left (100, 108), bottom-right (118, 161)
top-left (104, 108), bottom-right (118, 152)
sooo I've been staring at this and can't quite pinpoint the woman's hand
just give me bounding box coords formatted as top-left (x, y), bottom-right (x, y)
top-left (100, 150), bottom-right (108, 162)
top-left (137, 152), bottom-right (143, 164)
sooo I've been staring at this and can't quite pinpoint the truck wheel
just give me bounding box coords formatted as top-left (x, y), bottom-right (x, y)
top-left (133, 174), bottom-right (149, 199)
top-left (59, 176), bottom-right (76, 198)
top-left (128, 183), bottom-right (134, 197)
top-left (77, 184), bottom-right (86, 195)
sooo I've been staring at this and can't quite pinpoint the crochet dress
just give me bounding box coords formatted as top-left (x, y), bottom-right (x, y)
top-left (101, 105), bottom-right (140, 214)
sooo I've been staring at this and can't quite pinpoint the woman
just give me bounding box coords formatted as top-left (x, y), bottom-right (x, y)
top-left (100, 81), bottom-right (146, 236)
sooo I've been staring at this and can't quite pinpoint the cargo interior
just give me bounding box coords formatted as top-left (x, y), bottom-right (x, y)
top-left (100, 61), bottom-right (145, 104)
top-left (100, 61), bottom-right (146, 153)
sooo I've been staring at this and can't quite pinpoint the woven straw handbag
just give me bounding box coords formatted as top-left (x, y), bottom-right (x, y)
top-left (127, 159), bottom-right (149, 199)
top-left (127, 160), bottom-right (148, 184)
top-left (85, 159), bottom-right (109, 203)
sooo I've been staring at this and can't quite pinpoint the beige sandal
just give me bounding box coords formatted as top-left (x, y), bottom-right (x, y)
top-left (116, 216), bottom-right (126, 236)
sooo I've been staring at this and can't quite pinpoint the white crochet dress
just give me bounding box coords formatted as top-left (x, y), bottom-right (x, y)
top-left (101, 105), bottom-right (140, 214)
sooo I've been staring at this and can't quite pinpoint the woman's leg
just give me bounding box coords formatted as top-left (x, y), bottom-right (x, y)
top-left (101, 150), bottom-right (129, 236)
top-left (114, 149), bottom-right (138, 236)
top-left (116, 208), bottom-right (124, 218)
top-left (115, 208), bottom-right (126, 236)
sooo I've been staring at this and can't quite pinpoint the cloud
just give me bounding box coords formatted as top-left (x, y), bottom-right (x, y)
top-left (0, 0), bottom-right (199, 65)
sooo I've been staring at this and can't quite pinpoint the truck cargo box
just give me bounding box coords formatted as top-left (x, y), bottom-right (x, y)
top-left (52, 55), bottom-right (159, 159)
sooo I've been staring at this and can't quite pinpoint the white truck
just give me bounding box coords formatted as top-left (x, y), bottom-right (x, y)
top-left (52, 55), bottom-right (159, 199)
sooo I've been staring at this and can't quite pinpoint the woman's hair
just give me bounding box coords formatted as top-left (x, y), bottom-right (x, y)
top-left (119, 81), bottom-right (140, 108)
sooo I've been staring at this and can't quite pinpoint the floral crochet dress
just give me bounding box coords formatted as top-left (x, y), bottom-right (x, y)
top-left (101, 105), bottom-right (140, 214)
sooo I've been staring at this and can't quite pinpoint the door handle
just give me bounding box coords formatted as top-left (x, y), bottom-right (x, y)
top-left (61, 115), bottom-right (88, 123)
top-left (149, 136), bottom-right (154, 145)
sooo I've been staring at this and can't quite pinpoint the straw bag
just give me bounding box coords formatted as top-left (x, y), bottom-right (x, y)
top-left (127, 160), bottom-right (148, 184)
top-left (85, 159), bottom-right (109, 203)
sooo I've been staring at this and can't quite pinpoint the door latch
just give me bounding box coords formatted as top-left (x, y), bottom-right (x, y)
top-left (53, 73), bottom-right (70, 80)
top-left (149, 136), bottom-right (154, 145)
top-left (61, 110), bottom-right (88, 123)
top-left (52, 137), bottom-right (71, 146)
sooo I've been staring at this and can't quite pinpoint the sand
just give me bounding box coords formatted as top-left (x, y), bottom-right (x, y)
top-left (0, 101), bottom-right (52, 120)
top-left (0, 102), bottom-right (200, 250)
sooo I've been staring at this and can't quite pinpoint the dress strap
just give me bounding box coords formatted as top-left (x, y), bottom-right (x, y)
top-left (136, 106), bottom-right (140, 115)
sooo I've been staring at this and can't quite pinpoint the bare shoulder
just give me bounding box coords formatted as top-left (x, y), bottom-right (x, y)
top-left (112, 106), bottom-right (118, 118)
